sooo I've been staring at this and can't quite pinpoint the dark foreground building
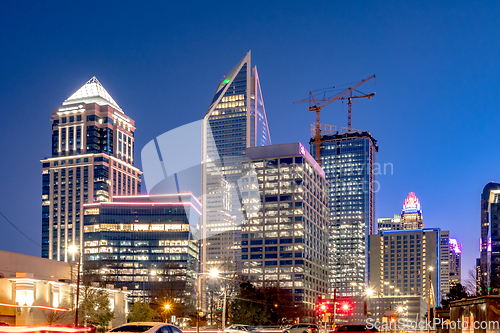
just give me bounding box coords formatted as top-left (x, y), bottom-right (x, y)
top-left (480, 182), bottom-right (500, 294)
top-left (82, 193), bottom-right (200, 303)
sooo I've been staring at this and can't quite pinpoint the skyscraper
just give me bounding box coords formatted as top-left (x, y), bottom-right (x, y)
top-left (41, 77), bottom-right (142, 261)
top-left (401, 192), bottom-right (423, 229)
top-left (240, 142), bottom-right (329, 315)
top-left (311, 125), bottom-right (378, 297)
top-left (479, 182), bottom-right (500, 294)
top-left (201, 52), bottom-right (271, 273)
top-left (448, 238), bottom-right (461, 288)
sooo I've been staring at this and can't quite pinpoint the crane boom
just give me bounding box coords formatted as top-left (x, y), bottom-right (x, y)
top-left (293, 75), bottom-right (376, 164)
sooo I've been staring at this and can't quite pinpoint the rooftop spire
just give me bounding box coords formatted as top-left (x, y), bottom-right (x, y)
top-left (63, 76), bottom-right (121, 111)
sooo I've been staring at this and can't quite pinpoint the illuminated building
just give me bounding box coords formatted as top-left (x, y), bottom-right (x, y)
top-left (401, 192), bottom-right (423, 229)
top-left (201, 51), bottom-right (271, 273)
top-left (41, 77), bottom-right (142, 261)
top-left (479, 182), bottom-right (500, 294)
top-left (370, 228), bottom-right (442, 320)
top-left (378, 214), bottom-right (402, 232)
top-left (311, 126), bottom-right (378, 297)
top-left (82, 193), bottom-right (200, 303)
top-left (449, 238), bottom-right (462, 288)
top-left (240, 142), bottom-right (329, 317)
top-left (440, 230), bottom-right (450, 299)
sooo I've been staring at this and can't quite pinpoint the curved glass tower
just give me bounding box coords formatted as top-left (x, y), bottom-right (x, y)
top-left (201, 51), bottom-right (271, 273)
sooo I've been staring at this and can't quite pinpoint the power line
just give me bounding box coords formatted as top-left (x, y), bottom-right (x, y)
top-left (0, 210), bottom-right (41, 247)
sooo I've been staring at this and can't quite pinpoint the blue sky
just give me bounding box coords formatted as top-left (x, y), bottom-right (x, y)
top-left (1, 0), bottom-right (499, 281)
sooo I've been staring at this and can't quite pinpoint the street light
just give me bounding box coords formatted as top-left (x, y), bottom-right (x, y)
top-left (366, 287), bottom-right (383, 326)
top-left (197, 269), bottom-right (220, 333)
top-left (68, 245), bottom-right (81, 327)
top-left (164, 303), bottom-right (172, 323)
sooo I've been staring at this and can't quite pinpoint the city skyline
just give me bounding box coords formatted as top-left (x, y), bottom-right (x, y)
top-left (2, 1), bottom-right (500, 281)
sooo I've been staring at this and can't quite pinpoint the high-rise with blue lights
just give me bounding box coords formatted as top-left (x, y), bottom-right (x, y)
top-left (201, 52), bottom-right (271, 273)
top-left (311, 126), bottom-right (378, 297)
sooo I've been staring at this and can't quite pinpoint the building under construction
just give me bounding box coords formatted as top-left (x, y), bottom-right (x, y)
top-left (310, 125), bottom-right (378, 298)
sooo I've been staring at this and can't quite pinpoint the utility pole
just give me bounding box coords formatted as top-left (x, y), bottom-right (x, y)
top-left (222, 288), bottom-right (227, 330)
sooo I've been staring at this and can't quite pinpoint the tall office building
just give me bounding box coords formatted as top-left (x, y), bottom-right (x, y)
top-left (440, 231), bottom-right (450, 300)
top-left (41, 77), bottom-right (142, 261)
top-left (370, 228), bottom-right (442, 320)
top-left (82, 193), bottom-right (200, 303)
top-left (479, 182), bottom-right (500, 294)
top-left (311, 125), bottom-right (378, 296)
top-left (201, 52), bottom-right (271, 273)
top-left (448, 238), bottom-right (461, 288)
top-left (401, 192), bottom-right (423, 229)
top-left (240, 142), bottom-right (329, 316)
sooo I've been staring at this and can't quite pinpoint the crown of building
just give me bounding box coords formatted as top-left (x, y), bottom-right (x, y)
top-left (63, 76), bottom-right (121, 111)
top-left (402, 192), bottom-right (422, 215)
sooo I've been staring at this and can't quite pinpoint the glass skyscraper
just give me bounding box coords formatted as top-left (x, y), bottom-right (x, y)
top-left (201, 51), bottom-right (271, 273)
top-left (311, 126), bottom-right (378, 297)
top-left (41, 77), bottom-right (142, 261)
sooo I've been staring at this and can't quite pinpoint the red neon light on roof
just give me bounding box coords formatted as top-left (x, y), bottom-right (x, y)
top-left (82, 202), bottom-right (202, 216)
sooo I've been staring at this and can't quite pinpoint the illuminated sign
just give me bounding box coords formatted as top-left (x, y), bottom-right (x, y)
top-left (84, 208), bottom-right (100, 215)
top-left (449, 238), bottom-right (461, 254)
top-left (299, 144), bottom-right (306, 156)
top-left (402, 192), bottom-right (422, 214)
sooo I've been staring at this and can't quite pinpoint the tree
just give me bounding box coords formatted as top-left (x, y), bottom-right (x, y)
top-left (78, 285), bottom-right (115, 331)
top-left (229, 281), bottom-right (305, 326)
top-left (441, 283), bottom-right (469, 309)
top-left (127, 302), bottom-right (156, 322)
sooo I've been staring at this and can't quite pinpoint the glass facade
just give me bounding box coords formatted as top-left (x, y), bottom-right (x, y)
top-left (311, 129), bottom-right (378, 297)
top-left (241, 143), bottom-right (329, 317)
top-left (82, 194), bottom-right (200, 303)
top-left (201, 52), bottom-right (271, 273)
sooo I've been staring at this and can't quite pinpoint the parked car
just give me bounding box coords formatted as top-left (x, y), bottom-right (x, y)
top-left (225, 325), bottom-right (261, 333)
top-left (106, 322), bottom-right (184, 333)
top-left (335, 325), bottom-right (378, 332)
top-left (283, 323), bottom-right (319, 333)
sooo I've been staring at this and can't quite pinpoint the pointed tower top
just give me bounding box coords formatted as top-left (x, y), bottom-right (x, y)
top-left (63, 76), bottom-right (122, 111)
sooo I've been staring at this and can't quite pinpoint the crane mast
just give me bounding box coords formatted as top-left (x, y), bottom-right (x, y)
top-left (293, 75), bottom-right (375, 164)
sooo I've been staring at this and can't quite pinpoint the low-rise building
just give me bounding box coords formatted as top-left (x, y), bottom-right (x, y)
top-left (82, 193), bottom-right (200, 304)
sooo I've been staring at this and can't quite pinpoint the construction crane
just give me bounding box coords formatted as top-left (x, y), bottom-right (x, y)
top-left (293, 74), bottom-right (376, 164)
top-left (340, 92), bottom-right (376, 131)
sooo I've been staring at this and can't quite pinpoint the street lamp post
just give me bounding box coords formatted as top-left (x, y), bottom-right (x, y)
top-left (68, 245), bottom-right (81, 327)
top-left (197, 268), bottom-right (220, 333)
top-left (366, 288), bottom-right (383, 326)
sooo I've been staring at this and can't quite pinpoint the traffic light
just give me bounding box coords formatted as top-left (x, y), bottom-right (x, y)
top-left (316, 301), bottom-right (327, 314)
top-left (338, 301), bottom-right (353, 314)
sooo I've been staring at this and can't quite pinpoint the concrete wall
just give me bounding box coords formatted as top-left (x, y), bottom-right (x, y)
top-left (0, 250), bottom-right (72, 281)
